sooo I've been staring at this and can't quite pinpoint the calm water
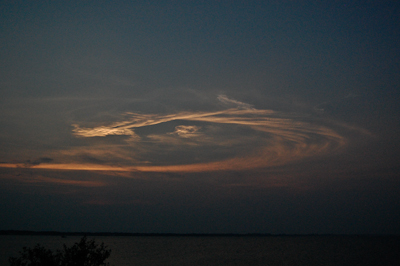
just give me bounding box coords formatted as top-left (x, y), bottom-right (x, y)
top-left (1, 235), bottom-right (399, 265)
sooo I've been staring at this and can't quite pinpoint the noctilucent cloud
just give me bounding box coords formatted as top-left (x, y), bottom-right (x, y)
top-left (1, 1), bottom-right (399, 234)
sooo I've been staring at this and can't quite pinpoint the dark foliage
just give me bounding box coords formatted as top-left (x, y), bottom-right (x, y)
top-left (9, 236), bottom-right (111, 266)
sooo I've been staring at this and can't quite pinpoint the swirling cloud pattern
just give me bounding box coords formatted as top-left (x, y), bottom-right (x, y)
top-left (0, 95), bottom-right (356, 174)
top-left (2, 95), bottom-right (348, 173)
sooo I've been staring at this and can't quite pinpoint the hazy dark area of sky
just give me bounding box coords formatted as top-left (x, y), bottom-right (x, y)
top-left (0, 1), bottom-right (399, 234)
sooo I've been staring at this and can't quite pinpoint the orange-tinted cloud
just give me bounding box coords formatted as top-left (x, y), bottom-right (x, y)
top-left (1, 96), bottom-right (363, 175)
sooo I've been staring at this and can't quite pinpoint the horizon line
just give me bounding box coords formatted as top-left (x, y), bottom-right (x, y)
top-left (0, 230), bottom-right (397, 237)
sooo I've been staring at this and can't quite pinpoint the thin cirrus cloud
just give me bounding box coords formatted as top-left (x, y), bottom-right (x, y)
top-left (30, 176), bottom-right (105, 187)
top-left (217, 94), bottom-right (255, 110)
top-left (1, 95), bottom-right (360, 174)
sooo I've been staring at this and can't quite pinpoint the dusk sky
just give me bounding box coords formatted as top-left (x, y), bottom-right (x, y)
top-left (1, 0), bottom-right (400, 234)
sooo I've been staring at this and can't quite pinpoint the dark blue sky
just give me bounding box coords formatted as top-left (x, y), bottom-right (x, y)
top-left (1, 0), bottom-right (399, 234)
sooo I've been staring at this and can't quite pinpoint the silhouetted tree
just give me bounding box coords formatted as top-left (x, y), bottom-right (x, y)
top-left (9, 236), bottom-right (112, 266)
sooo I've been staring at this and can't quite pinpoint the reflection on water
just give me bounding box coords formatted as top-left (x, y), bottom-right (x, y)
top-left (1, 235), bottom-right (399, 266)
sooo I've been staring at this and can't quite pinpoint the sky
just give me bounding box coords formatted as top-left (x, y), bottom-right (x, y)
top-left (1, 0), bottom-right (400, 234)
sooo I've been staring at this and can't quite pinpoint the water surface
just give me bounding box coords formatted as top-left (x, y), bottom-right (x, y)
top-left (1, 235), bottom-right (399, 265)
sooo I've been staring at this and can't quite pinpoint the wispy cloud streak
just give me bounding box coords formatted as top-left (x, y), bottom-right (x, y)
top-left (217, 94), bottom-right (255, 109)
